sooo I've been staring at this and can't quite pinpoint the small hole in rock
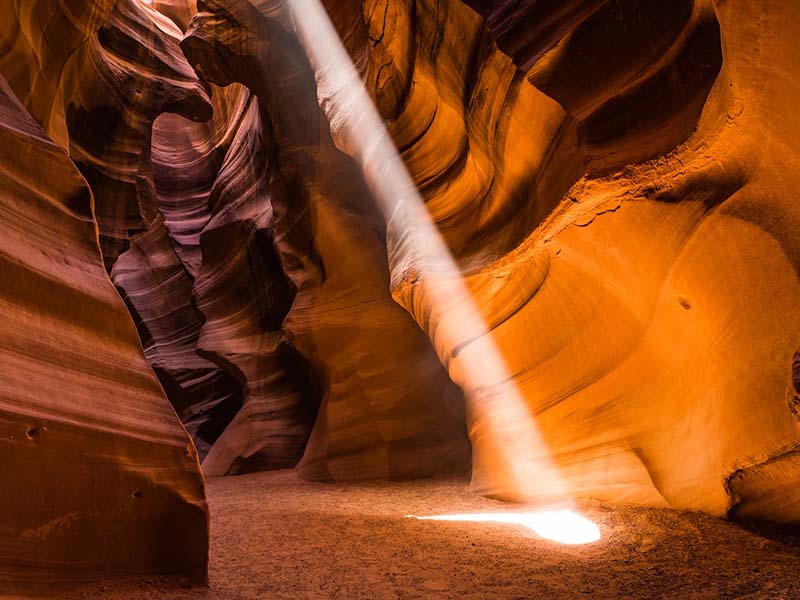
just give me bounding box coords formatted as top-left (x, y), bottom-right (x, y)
top-left (677, 296), bottom-right (691, 310)
top-left (132, 490), bottom-right (143, 499)
top-left (26, 427), bottom-right (40, 440)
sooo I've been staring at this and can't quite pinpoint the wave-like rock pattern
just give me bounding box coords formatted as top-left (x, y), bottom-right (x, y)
top-left (111, 212), bottom-right (244, 459)
top-left (181, 0), bottom-right (800, 533)
top-left (453, 0), bottom-right (800, 531)
top-left (183, 0), bottom-right (471, 480)
top-left (342, 0), bottom-right (579, 262)
top-left (0, 73), bottom-right (207, 592)
top-left (62, 0), bottom-right (213, 265)
top-left (466, 0), bottom-right (723, 174)
top-left (1, 0), bottom-right (466, 479)
top-left (0, 0), bottom-right (118, 148)
top-left (193, 89), bottom-right (320, 476)
top-left (337, 0), bottom-right (800, 531)
top-left (1, 0), bottom-right (337, 475)
top-left (0, 0), bottom-right (256, 461)
top-left (60, 0), bottom-right (251, 461)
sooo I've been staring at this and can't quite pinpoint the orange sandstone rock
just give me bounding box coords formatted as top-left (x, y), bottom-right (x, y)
top-left (0, 73), bottom-right (208, 592)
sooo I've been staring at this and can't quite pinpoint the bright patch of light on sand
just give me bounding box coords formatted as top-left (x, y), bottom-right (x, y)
top-left (407, 511), bottom-right (601, 545)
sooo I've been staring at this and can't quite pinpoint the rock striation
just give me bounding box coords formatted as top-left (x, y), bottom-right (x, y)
top-left (185, 0), bottom-right (800, 533)
top-left (308, 0), bottom-right (800, 532)
top-left (0, 71), bottom-right (207, 592)
top-left (183, 0), bottom-right (472, 480)
top-left (1, 0), bottom-right (470, 479)
top-left (1, 0), bottom-right (800, 589)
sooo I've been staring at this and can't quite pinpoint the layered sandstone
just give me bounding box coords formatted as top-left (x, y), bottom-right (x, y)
top-left (0, 72), bottom-right (208, 591)
top-left (309, 0), bottom-right (800, 531)
top-left (183, 0), bottom-right (472, 480)
top-left (185, 0), bottom-right (800, 533)
top-left (0, 0), bottom-right (470, 479)
top-left (1, 2), bottom-right (800, 593)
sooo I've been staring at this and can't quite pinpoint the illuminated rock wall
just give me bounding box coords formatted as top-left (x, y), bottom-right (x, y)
top-left (0, 0), bottom-right (469, 480)
top-left (317, 0), bottom-right (800, 531)
top-left (184, 0), bottom-right (800, 533)
top-left (1, 3), bottom-right (799, 592)
top-left (183, 0), bottom-right (471, 480)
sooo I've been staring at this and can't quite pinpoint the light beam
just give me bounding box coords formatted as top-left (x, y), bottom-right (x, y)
top-left (284, 0), bottom-right (589, 520)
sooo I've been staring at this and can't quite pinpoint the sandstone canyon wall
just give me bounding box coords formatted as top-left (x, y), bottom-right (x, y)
top-left (181, 0), bottom-right (800, 533)
top-left (0, 0), bottom-right (471, 483)
top-left (0, 71), bottom-right (207, 591)
top-left (0, 0), bottom-right (799, 589)
top-left (326, 0), bottom-right (800, 531)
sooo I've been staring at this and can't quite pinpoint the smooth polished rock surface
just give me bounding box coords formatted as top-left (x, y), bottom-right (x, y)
top-left (186, 0), bottom-right (800, 533)
top-left (1, 2), bottom-right (800, 592)
top-left (0, 73), bottom-right (208, 593)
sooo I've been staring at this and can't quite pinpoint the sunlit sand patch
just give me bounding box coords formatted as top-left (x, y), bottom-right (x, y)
top-left (406, 510), bottom-right (601, 545)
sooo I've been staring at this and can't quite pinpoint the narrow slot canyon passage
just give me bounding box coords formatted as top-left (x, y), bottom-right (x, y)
top-left (1, 0), bottom-right (800, 598)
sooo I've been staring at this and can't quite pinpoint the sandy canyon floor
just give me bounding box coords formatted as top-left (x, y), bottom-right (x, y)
top-left (56, 470), bottom-right (800, 600)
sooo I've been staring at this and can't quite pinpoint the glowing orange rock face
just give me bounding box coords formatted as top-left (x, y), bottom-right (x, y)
top-left (1, 0), bottom-right (800, 589)
top-left (322, 0), bottom-right (800, 530)
top-left (283, 0), bottom-right (800, 530)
